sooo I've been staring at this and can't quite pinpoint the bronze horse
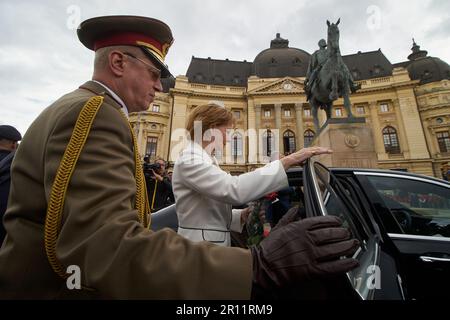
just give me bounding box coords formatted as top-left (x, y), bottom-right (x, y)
top-left (307, 19), bottom-right (359, 132)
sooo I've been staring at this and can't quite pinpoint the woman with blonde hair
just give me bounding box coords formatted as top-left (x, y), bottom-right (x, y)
top-left (172, 103), bottom-right (331, 246)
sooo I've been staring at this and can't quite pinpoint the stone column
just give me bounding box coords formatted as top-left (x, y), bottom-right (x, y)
top-left (295, 103), bottom-right (304, 149)
top-left (275, 104), bottom-right (282, 156)
top-left (369, 101), bottom-right (385, 160)
top-left (254, 104), bottom-right (261, 163)
top-left (137, 116), bottom-right (144, 156)
top-left (392, 98), bottom-right (410, 158)
top-left (158, 129), bottom-right (165, 159)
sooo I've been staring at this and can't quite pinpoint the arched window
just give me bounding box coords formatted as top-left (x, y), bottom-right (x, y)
top-left (304, 130), bottom-right (315, 147)
top-left (146, 137), bottom-right (158, 159)
top-left (195, 73), bottom-right (203, 81)
top-left (283, 130), bottom-right (296, 155)
top-left (383, 126), bottom-right (401, 154)
top-left (352, 68), bottom-right (360, 79)
top-left (437, 131), bottom-right (450, 153)
top-left (263, 129), bottom-right (273, 157)
top-left (373, 64), bottom-right (383, 75)
top-left (231, 133), bottom-right (243, 162)
top-left (213, 74), bottom-right (223, 83)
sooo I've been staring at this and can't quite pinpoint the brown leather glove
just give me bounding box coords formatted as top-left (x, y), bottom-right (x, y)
top-left (251, 215), bottom-right (359, 296)
top-left (271, 206), bottom-right (303, 232)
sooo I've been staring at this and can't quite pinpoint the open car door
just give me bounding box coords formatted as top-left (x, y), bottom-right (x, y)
top-left (301, 159), bottom-right (404, 300)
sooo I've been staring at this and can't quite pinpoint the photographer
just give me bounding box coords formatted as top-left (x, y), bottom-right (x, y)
top-left (144, 157), bottom-right (175, 212)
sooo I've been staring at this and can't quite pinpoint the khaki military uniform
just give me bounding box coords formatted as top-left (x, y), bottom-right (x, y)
top-left (0, 81), bottom-right (252, 299)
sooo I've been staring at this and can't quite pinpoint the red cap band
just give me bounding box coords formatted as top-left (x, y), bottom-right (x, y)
top-left (93, 32), bottom-right (163, 56)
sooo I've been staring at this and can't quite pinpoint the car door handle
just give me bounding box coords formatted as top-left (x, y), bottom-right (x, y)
top-left (420, 256), bottom-right (450, 263)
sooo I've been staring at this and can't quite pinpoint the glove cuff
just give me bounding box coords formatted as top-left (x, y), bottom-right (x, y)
top-left (250, 246), bottom-right (276, 299)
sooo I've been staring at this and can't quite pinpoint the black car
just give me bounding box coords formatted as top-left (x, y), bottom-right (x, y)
top-left (150, 159), bottom-right (450, 300)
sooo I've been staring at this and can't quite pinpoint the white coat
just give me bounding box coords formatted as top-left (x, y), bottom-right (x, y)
top-left (172, 141), bottom-right (289, 246)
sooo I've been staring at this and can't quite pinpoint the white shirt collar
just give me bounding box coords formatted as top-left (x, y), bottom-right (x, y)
top-left (92, 80), bottom-right (129, 118)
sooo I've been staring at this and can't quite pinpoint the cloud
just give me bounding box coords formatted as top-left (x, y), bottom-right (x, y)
top-left (0, 0), bottom-right (449, 136)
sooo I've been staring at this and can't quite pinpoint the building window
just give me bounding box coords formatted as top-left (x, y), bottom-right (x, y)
top-left (195, 73), bottom-right (203, 81)
top-left (214, 75), bottom-right (224, 83)
top-left (283, 130), bottom-right (296, 155)
top-left (151, 104), bottom-right (160, 112)
top-left (380, 103), bottom-right (389, 113)
top-left (233, 110), bottom-right (241, 119)
top-left (373, 65), bottom-right (382, 74)
top-left (437, 131), bottom-right (450, 153)
top-left (335, 108), bottom-right (343, 117)
top-left (284, 108), bottom-right (291, 117)
top-left (146, 137), bottom-right (158, 158)
top-left (292, 57), bottom-right (302, 66)
top-left (382, 126), bottom-right (401, 154)
top-left (264, 109), bottom-right (271, 118)
top-left (356, 106), bottom-right (365, 115)
top-left (263, 129), bottom-right (273, 157)
top-left (304, 129), bottom-right (315, 147)
top-left (304, 108), bottom-right (311, 117)
top-left (436, 117), bottom-right (444, 124)
top-left (231, 133), bottom-right (243, 162)
top-left (422, 70), bottom-right (433, 81)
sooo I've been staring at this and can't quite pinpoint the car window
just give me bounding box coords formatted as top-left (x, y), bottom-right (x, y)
top-left (366, 175), bottom-right (450, 237)
top-left (313, 163), bottom-right (369, 242)
top-left (310, 161), bottom-right (379, 300)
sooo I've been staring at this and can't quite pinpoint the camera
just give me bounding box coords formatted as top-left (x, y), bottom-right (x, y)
top-left (143, 162), bottom-right (161, 177)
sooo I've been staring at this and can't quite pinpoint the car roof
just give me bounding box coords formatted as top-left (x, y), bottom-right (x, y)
top-left (286, 166), bottom-right (450, 185)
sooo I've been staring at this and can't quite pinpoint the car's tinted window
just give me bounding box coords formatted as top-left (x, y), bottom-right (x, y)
top-left (313, 163), bottom-right (369, 242)
top-left (311, 162), bottom-right (378, 300)
top-left (366, 175), bottom-right (450, 237)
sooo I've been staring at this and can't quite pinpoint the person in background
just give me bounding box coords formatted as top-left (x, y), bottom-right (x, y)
top-left (145, 157), bottom-right (174, 212)
top-left (0, 125), bottom-right (22, 243)
top-left (167, 169), bottom-right (173, 181)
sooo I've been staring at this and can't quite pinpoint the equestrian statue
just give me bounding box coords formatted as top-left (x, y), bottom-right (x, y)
top-left (304, 19), bottom-right (361, 132)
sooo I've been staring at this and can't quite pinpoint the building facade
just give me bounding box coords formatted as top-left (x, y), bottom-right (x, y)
top-left (130, 35), bottom-right (450, 179)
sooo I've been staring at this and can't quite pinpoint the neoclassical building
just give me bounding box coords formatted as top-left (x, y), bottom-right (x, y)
top-left (130, 34), bottom-right (450, 179)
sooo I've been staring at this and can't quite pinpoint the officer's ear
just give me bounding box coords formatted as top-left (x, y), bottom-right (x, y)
top-left (109, 51), bottom-right (126, 77)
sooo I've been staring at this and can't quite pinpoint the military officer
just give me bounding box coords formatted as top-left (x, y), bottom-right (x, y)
top-left (0, 15), bottom-right (359, 299)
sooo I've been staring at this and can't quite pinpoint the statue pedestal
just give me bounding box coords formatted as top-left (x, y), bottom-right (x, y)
top-left (313, 118), bottom-right (378, 168)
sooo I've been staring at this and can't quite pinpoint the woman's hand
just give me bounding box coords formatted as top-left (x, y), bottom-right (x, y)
top-left (280, 146), bottom-right (332, 170)
top-left (240, 207), bottom-right (251, 225)
top-left (240, 204), bottom-right (266, 225)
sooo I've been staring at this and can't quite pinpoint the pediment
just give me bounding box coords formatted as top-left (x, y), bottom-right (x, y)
top-left (248, 77), bottom-right (305, 94)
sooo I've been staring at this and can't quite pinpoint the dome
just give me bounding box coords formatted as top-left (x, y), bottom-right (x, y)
top-left (406, 40), bottom-right (450, 85)
top-left (161, 75), bottom-right (176, 92)
top-left (252, 33), bottom-right (311, 78)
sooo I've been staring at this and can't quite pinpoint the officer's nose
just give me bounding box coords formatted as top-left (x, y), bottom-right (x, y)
top-left (154, 79), bottom-right (163, 92)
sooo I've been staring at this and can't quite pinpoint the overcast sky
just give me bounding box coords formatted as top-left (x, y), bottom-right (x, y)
top-left (1, 0), bottom-right (449, 135)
